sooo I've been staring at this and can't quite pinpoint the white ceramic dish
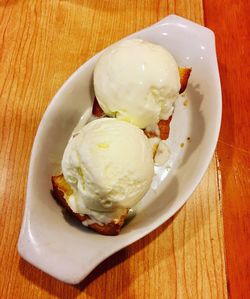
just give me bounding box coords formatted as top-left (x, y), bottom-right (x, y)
top-left (18, 15), bottom-right (221, 284)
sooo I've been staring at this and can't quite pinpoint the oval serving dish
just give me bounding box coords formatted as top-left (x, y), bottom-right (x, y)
top-left (18, 15), bottom-right (221, 284)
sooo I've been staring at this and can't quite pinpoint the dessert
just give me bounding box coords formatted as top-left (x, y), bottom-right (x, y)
top-left (52, 174), bottom-right (128, 235)
top-left (52, 38), bottom-right (191, 235)
top-left (52, 118), bottom-right (154, 235)
top-left (94, 39), bottom-right (189, 129)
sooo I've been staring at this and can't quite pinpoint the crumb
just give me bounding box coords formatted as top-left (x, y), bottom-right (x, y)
top-left (72, 133), bottom-right (79, 138)
top-left (180, 143), bottom-right (184, 148)
top-left (165, 165), bottom-right (171, 171)
top-left (183, 99), bottom-right (189, 107)
top-left (187, 137), bottom-right (191, 142)
top-left (144, 130), bottom-right (157, 138)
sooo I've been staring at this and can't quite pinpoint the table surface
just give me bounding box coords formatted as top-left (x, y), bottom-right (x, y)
top-left (0, 1), bottom-right (249, 298)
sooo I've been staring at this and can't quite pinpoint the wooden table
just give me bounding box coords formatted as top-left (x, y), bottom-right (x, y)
top-left (0, 1), bottom-right (249, 298)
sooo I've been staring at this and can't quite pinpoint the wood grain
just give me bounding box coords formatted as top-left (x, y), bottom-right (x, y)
top-left (0, 1), bottom-right (227, 298)
top-left (204, 1), bottom-right (250, 297)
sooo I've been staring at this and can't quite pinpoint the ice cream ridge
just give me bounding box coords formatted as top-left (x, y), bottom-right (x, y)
top-left (52, 39), bottom-right (191, 235)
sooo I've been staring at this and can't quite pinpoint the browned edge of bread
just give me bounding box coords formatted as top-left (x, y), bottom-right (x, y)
top-left (51, 174), bottom-right (128, 235)
top-left (179, 67), bottom-right (192, 94)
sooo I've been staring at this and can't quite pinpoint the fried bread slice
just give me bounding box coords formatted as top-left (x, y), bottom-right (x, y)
top-left (51, 174), bottom-right (128, 235)
top-left (179, 67), bottom-right (192, 94)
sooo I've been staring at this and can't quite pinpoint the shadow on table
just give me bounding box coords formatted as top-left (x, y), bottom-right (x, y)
top-left (19, 213), bottom-right (176, 299)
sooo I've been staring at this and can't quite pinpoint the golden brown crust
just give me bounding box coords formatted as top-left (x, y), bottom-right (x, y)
top-left (92, 97), bottom-right (105, 117)
top-left (158, 117), bottom-right (172, 140)
top-left (51, 175), bottom-right (128, 235)
top-left (179, 67), bottom-right (192, 94)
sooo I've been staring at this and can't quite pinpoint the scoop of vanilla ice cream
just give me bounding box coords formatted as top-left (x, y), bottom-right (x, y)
top-left (94, 39), bottom-right (180, 129)
top-left (62, 118), bottom-right (154, 218)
